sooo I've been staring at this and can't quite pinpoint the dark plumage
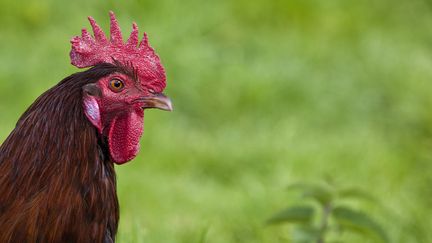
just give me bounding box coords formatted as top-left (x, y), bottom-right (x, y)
top-left (0, 64), bottom-right (123, 242)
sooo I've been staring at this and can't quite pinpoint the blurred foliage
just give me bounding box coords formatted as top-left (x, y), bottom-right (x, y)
top-left (1, 0), bottom-right (432, 242)
top-left (267, 181), bottom-right (388, 243)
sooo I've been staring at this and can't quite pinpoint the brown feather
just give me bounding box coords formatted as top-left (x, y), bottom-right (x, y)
top-left (0, 63), bottom-right (130, 242)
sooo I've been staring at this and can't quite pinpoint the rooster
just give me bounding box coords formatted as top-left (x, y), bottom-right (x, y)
top-left (0, 11), bottom-right (172, 242)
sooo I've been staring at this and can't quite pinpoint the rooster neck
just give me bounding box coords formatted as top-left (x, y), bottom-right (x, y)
top-left (0, 65), bottom-right (124, 242)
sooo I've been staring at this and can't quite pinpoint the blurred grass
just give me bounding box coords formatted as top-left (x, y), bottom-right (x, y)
top-left (1, 0), bottom-right (432, 242)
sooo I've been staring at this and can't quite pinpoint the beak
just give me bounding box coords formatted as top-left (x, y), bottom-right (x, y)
top-left (140, 93), bottom-right (173, 111)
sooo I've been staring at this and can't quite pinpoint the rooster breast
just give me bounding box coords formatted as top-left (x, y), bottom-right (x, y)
top-left (0, 66), bottom-right (121, 242)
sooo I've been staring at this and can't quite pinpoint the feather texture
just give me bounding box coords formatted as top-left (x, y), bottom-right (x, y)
top-left (0, 64), bottom-right (125, 242)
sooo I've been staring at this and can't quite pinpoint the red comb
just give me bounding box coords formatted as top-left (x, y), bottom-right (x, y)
top-left (70, 11), bottom-right (166, 91)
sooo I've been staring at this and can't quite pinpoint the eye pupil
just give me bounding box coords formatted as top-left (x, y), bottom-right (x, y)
top-left (109, 79), bottom-right (124, 91)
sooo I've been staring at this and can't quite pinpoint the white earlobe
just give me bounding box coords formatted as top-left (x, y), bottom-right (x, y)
top-left (83, 94), bottom-right (102, 133)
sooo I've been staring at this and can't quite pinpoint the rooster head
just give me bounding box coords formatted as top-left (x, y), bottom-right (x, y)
top-left (70, 11), bottom-right (172, 164)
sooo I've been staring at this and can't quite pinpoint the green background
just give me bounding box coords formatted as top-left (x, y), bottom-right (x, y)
top-left (0, 0), bottom-right (431, 242)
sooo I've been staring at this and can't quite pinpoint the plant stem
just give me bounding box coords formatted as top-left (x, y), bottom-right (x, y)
top-left (317, 203), bottom-right (332, 243)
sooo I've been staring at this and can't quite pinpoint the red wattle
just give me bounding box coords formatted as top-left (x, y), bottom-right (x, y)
top-left (107, 110), bottom-right (144, 164)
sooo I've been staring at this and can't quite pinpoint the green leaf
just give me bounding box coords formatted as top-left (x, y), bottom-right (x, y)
top-left (333, 206), bottom-right (389, 243)
top-left (287, 182), bottom-right (334, 205)
top-left (266, 205), bottom-right (315, 225)
top-left (338, 188), bottom-right (378, 203)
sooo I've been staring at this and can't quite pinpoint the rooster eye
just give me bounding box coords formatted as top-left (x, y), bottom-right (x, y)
top-left (148, 88), bottom-right (155, 94)
top-left (109, 79), bottom-right (124, 92)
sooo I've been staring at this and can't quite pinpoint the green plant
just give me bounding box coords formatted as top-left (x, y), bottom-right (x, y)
top-left (267, 180), bottom-right (389, 243)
